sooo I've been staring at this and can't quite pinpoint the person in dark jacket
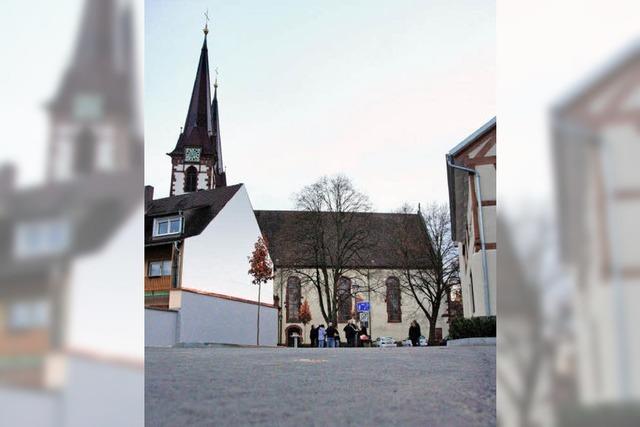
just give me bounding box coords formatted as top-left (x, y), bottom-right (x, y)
top-left (310, 324), bottom-right (318, 347)
top-left (409, 320), bottom-right (421, 347)
top-left (359, 324), bottom-right (369, 346)
top-left (343, 320), bottom-right (357, 347)
top-left (326, 322), bottom-right (337, 348)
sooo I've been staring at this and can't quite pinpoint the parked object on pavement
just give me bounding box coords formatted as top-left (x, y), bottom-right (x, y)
top-left (374, 336), bottom-right (397, 348)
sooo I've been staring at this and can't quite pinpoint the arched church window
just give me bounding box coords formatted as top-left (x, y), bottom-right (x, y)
top-left (337, 277), bottom-right (352, 323)
top-left (286, 276), bottom-right (301, 323)
top-left (184, 166), bottom-right (198, 192)
top-left (386, 276), bottom-right (402, 322)
top-left (74, 127), bottom-right (96, 175)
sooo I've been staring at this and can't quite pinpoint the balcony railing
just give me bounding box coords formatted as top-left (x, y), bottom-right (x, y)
top-left (145, 275), bottom-right (172, 291)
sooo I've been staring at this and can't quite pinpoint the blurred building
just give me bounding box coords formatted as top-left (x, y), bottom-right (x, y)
top-left (553, 43), bottom-right (640, 404)
top-left (446, 117), bottom-right (497, 317)
top-left (0, 0), bottom-right (142, 391)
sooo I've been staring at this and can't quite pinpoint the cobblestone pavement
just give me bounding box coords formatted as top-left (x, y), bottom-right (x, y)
top-left (145, 346), bottom-right (495, 426)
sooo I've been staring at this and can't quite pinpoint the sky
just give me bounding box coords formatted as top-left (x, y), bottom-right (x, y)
top-left (144, 0), bottom-right (496, 211)
top-left (497, 0), bottom-right (640, 215)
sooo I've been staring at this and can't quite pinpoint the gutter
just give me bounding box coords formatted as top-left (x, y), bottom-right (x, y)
top-left (447, 155), bottom-right (492, 316)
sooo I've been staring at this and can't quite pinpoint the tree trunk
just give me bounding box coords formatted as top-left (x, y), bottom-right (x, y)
top-left (428, 319), bottom-right (437, 345)
top-left (256, 283), bottom-right (261, 346)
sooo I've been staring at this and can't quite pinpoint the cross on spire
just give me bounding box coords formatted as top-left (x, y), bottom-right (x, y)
top-left (214, 67), bottom-right (219, 88)
top-left (203, 9), bottom-right (210, 35)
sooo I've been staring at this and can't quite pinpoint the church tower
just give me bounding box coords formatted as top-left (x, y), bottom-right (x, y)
top-left (168, 22), bottom-right (226, 196)
top-left (47, 0), bottom-right (142, 182)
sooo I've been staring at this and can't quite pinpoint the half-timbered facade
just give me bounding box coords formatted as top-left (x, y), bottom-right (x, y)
top-left (446, 117), bottom-right (497, 317)
top-left (554, 44), bottom-right (640, 403)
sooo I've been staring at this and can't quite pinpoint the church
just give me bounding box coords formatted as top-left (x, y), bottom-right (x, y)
top-left (144, 19), bottom-right (452, 348)
top-left (143, 21), bottom-right (277, 347)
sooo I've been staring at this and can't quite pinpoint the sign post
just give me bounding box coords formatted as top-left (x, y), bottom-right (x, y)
top-left (356, 301), bottom-right (370, 330)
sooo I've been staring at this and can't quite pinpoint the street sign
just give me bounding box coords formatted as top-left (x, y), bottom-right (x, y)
top-left (356, 301), bottom-right (370, 312)
top-left (359, 312), bottom-right (369, 323)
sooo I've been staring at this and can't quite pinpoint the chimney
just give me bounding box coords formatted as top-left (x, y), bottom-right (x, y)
top-left (145, 185), bottom-right (154, 206)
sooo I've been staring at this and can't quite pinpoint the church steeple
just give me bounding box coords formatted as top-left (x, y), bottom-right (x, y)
top-left (168, 17), bottom-right (227, 196)
top-left (212, 75), bottom-right (227, 186)
top-left (182, 35), bottom-right (213, 137)
top-left (47, 0), bottom-right (141, 182)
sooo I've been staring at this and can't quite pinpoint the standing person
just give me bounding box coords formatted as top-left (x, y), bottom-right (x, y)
top-left (343, 320), bottom-right (357, 347)
top-left (409, 320), bottom-right (421, 347)
top-left (335, 331), bottom-right (341, 348)
top-left (326, 322), bottom-right (337, 348)
top-left (317, 324), bottom-right (326, 348)
top-left (359, 323), bottom-right (369, 347)
top-left (310, 324), bottom-right (317, 348)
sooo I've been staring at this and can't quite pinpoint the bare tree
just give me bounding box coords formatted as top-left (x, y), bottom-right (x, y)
top-left (287, 175), bottom-right (372, 324)
top-left (393, 203), bottom-right (459, 345)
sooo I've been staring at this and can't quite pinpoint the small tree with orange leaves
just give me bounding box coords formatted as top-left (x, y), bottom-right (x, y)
top-left (298, 299), bottom-right (312, 344)
top-left (248, 236), bottom-right (273, 346)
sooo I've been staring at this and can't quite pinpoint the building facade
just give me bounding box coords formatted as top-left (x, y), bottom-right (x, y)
top-left (446, 117), bottom-right (497, 317)
top-left (255, 210), bottom-right (451, 346)
top-left (554, 45), bottom-right (640, 403)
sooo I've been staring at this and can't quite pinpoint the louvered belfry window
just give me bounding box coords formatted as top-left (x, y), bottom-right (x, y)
top-left (184, 165), bottom-right (198, 192)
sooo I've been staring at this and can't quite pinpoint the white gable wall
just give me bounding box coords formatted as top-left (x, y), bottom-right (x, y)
top-left (181, 185), bottom-right (273, 304)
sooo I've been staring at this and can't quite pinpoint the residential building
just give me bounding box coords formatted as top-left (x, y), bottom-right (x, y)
top-left (553, 44), bottom-right (640, 403)
top-left (446, 117), bottom-right (497, 317)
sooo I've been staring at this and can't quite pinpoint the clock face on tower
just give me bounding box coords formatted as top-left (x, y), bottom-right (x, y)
top-left (184, 147), bottom-right (201, 162)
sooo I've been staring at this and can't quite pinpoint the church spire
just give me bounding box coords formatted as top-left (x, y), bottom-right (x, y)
top-left (212, 71), bottom-right (226, 186)
top-left (182, 33), bottom-right (213, 136)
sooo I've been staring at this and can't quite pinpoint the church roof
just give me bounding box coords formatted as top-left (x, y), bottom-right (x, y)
top-left (145, 184), bottom-right (242, 244)
top-left (254, 210), bottom-right (433, 269)
top-left (169, 36), bottom-right (215, 157)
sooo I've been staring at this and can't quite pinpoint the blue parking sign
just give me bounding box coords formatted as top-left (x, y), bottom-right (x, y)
top-left (356, 301), bottom-right (370, 312)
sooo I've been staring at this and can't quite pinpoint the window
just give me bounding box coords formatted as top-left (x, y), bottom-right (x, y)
top-left (8, 300), bottom-right (50, 331)
top-left (14, 219), bottom-right (71, 259)
top-left (286, 276), bottom-right (301, 322)
top-left (337, 277), bottom-right (352, 323)
top-left (386, 276), bottom-right (402, 322)
top-left (184, 166), bottom-right (198, 193)
top-left (148, 260), bottom-right (172, 277)
top-left (153, 216), bottom-right (182, 237)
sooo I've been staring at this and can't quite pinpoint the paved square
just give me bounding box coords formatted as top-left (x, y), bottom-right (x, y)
top-left (146, 346), bottom-right (495, 426)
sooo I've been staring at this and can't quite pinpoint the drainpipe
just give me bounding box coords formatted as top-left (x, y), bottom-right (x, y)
top-left (447, 156), bottom-right (492, 316)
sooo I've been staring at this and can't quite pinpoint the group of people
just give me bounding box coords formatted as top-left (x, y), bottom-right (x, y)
top-left (308, 319), bottom-right (424, 347)
top-left (309, 320), bottom-right (369, 348)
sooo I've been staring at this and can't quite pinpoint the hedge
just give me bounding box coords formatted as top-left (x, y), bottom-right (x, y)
top-left (448, 316), bottom-right (496, 339)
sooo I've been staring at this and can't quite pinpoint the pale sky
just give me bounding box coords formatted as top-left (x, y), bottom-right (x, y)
top-left (497, 0), bottom-right (640, 215)
top-left (145, 0), bottom-right (496, 211)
